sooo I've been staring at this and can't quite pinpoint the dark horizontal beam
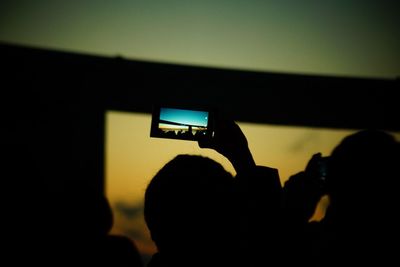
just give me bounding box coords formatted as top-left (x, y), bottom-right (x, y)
top-left (2, 42), bottom-right (399, 131)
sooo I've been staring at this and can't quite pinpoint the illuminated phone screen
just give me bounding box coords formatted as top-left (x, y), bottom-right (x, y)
top-left (150, 106), bottom-right (213, 141)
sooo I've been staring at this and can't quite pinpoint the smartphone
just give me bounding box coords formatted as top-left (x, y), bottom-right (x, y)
top-left (317, 156), bottom-right (329, 181)
top-left (150, 105), bottom-right (215, 141)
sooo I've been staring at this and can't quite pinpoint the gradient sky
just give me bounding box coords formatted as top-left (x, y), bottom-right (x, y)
top-left (160, 108), bottom-right (208, 127)
top-left (1, 0), bottom-right (399, 78)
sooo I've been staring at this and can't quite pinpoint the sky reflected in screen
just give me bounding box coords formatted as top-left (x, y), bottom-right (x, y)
top-left (160, 108), bottom-right (208, 127)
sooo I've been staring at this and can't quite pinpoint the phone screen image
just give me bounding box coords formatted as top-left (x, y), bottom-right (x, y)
top-left (150, 106), bottom-right (213, 141)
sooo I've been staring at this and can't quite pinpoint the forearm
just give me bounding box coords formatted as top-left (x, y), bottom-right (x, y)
top-left (227, 146), bottom-right (256, 176)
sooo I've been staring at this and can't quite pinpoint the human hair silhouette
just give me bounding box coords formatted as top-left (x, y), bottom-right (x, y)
top-left (282, 129), bottom-right (400, 266)
top-left (319, 129), bottom-right (399, 266)
top-left (144, 117), bottom-right (283, 266)
top-left (144, 154), bottom-right (238, 267)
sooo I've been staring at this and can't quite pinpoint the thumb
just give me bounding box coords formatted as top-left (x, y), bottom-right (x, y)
top-left (198, 138), bottom-right (213, 149)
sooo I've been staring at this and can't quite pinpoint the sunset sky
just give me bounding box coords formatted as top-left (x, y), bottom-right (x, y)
top-left (105, 111), bottom-right (399, 258)
top-left (2, 1), bottom-right (399, 262)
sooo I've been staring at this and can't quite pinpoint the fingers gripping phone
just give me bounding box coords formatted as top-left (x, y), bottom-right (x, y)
top-left (150, 105), bottom-right (215, 141)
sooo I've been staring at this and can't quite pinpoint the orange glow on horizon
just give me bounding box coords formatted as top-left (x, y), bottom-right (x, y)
top-left (106, 110), bottom-right (400, 260)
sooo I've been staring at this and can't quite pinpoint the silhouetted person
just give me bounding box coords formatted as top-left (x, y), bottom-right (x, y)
top-left (188, 125), bottom-right (193, 136)
top-left (145, 154), bottom-right (239, 267)
top-left (282, 129), bottom-right (400, 266)
top-left (3, 109), bottom-right (143, 266)
top-left (144, 118), bottom-right (282, 266)
top-left (49, 184), bottom-right (144, 266)
top-left (281, 152), bottom-right (329, 266)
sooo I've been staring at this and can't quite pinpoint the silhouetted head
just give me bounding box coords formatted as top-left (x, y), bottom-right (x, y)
top-left (144, 155), bottom-right (238, 264)
top-left (52, 182), bottom-right (114, 241)
top-left (326, 129), bottom-right (399, 226)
